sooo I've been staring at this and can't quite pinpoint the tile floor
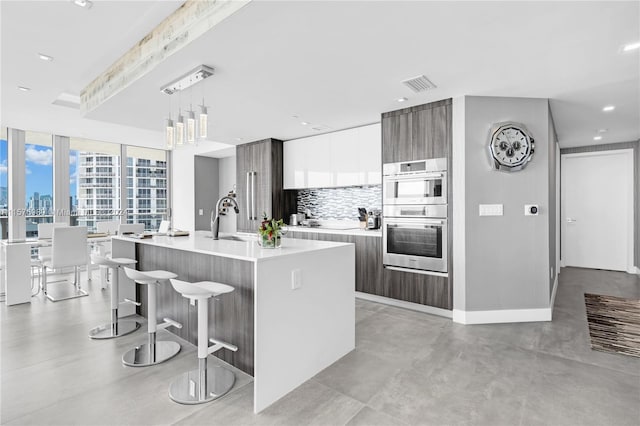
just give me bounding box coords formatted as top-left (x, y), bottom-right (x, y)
top-left (1, 267), bottom-right (639, 425)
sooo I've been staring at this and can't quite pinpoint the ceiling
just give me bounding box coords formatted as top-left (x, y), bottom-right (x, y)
top-left (2, 1), bottom-right (639, 152)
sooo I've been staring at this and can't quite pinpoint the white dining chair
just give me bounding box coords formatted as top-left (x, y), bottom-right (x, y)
top-left (96, 221), bottom-right (120, 236)
top-left (158, 220), bottom-right (170, 234)
top-left (42, 226), bottom-right (89, 302)
top-left (118, 223), bottom-right (145, 235)
top-left (35, 222), bottom-right (67, 290)
top-left (94, 221), bottom-right (120, 288)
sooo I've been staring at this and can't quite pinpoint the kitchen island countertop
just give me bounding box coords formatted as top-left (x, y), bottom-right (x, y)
top-left (113, 230), bottom-right (352, 262)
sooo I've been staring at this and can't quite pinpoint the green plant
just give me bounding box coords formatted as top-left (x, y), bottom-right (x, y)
top-left (258, 212), bottom-right (284, 241)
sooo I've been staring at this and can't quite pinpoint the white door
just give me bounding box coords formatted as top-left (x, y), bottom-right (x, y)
top-left (561, 149), bottom-right (634, 272)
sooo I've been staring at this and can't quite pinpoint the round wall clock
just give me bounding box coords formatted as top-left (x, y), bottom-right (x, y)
top-left (488, 121), bottom-right (535, 172)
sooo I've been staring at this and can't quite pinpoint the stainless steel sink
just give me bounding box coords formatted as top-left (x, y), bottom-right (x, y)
top-left (216, 234), bottom-right (255, 242)
top-left (218, 235), bottom-right (246, 242)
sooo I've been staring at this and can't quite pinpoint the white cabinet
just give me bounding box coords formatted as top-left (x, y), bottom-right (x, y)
top-left (283, 123), bottom-right (381, 189)
top-left (358, 123), bottom-right (382, 185)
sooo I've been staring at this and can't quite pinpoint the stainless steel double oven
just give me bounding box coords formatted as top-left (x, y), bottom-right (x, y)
top-left (382, 158), bottom-right (448, 274)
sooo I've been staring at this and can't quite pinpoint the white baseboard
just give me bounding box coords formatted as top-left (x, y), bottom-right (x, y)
top-left (355, 292), bottom-right (453, 319)
top-left (628, 266), bottom-right (639, 275)
top-left (452, 307), bottom-right (552, 325)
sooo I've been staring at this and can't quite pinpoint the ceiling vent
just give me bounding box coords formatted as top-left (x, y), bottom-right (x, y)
top-left (160, 65), bottom-right (214, 95)
top-left (401, 75), bottom-right (437, 93)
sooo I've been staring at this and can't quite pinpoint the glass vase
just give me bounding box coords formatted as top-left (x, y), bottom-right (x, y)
top-left (257, 232), bottom-right (283, 248)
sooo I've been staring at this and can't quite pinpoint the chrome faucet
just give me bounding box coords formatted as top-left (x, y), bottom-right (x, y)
top-left (211, 196), bottom-right (240, 240)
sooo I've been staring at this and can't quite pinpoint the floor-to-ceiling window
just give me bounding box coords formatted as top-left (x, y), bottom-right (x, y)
top-left (126, 146), bottom-right (168, 231)
top-left (2, 128), bottom-right (170, 237)
top-left (24, 131), bottom-right (53, 238)
top-left (69, 138), bottom-right (122, 232)
top-left (0, 129), bottom-right (8, 239)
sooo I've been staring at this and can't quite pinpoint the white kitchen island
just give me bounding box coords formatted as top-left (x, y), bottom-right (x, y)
top-left (112, 231), bottom-right (355, 413)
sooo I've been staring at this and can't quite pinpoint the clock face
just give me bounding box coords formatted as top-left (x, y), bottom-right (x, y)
top-left (489, 123), bottom-right (534, 171)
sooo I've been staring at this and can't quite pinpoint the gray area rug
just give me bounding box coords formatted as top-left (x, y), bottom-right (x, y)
top-left (584, 293), bottom-right (640, 358)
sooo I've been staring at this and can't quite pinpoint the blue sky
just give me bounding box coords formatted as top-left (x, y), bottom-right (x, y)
top-left (24, 144), bottom-right (54, 203)
top-left (0, 140), bottom-right (77, 206)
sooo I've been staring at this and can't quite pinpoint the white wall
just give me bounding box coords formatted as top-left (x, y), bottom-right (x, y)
top-left (218, 155), bottom-right (237, 234)
top-left (171, 142), bottom-right (233, 231)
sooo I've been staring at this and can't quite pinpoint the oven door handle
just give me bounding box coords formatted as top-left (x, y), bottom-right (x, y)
top-left (385, 172), bottom-right (443, 181)
top-left (387, 220), bottom-right (444, 227)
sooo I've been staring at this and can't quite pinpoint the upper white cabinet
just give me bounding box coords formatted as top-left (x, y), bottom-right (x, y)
top-left (283, 123), bottom-right (381, 189)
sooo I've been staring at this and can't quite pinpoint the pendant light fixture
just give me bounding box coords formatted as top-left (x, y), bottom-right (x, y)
top-left (176, 109), bottom-right (185, 146)
top-left (187, 106), bottom-right (196, 143)
top-left (160, 65), bottom-right (214, 149)
top-left (165, 118), bottom-right (175, 149)
top-left (199, 99), bottom-right (208, 140)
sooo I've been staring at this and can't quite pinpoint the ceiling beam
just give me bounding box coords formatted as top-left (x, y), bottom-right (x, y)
top-left (80, 0), bottom-right (251, 114)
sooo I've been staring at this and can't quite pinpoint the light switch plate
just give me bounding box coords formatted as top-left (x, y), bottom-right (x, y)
top-left (198, 209), bottom-right (204, 216)
top-left (479, 204), bottom-right (503, 216)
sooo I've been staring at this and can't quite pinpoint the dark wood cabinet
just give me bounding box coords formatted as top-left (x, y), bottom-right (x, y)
top-left (236, 138), bottom-right (293, 232)
top-left (382, 111), bottom-right (413, 163)
top-left (287, 230), bottom-right (450, 309)
top-left (286, 231), bottom-right (383, 296)
top-left (354, 235), bottom-right (383, 296)
top-left (381, 98), bottom-right (453, 311)
top-left (381, 268), bottom-right (450, 309)
top-left (382, 98), bottom-right (452, 164)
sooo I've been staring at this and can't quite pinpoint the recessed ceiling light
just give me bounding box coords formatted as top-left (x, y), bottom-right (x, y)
top-left (623, 41), bottom-right (640, 52)
top-left (397, 97), bottom-right (408, 103)
top-left (597, 128), bottom-right (608, 133)
top-left (17, 86), bottom-right (31, 91)
top-left (73, 0), bottom-right (93, 8)
top-left (593, 136), bottom-right (603, 141)
top-left (38, 53), bottom-right (53, 61)
top-left (235, 137), bottom-right (243, 141)
top-left (301, 121), bottom-right (309, 126)
top-left (602, 105), bottom-right (615, 112)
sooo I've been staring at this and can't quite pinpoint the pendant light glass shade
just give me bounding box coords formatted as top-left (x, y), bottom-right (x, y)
top-left (176, 112), bottom-right (185, 146)
top-left (199, 104), bottom-right (208, 139)
top-left (187, 109), bottom-right (196, 143)
top-left (166, 118), bottom-right (175, 149)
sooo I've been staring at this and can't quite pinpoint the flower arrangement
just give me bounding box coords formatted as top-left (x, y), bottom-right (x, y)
top-left (257, 213), bottom-right (287, 248)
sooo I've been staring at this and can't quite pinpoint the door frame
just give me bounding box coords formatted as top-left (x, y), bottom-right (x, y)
top-left (560, 148), bottom-right (635, 273)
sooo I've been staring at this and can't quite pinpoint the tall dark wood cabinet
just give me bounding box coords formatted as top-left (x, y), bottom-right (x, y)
top-left (381, 98), bottom-right (454, 310)
top-left (236, 138), bottom-right (293, 232)
top-left (382, 98), bottom-right (451, 164)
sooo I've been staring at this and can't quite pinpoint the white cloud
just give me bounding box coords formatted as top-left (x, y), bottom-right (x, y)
top-left (26, 167), bottom-right (32, 175)
top-left (25, 145), bottom-right (53, 166)
top-left (69, 155), bottom-right (77, 165)
top-left (0, 160), bottom-right (6, 174)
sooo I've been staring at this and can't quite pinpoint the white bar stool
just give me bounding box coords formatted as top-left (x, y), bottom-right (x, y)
top-left (168, 279), bottom-right (237, 405)
top-left (89, 255), bottom-right (140, 339)
top-left (122, 267), bottom-right (182, 367)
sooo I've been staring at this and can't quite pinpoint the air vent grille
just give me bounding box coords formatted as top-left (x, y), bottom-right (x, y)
top-left (401, 75), bottom-right (436, 93)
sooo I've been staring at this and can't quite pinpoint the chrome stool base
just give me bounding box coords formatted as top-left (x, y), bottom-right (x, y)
top-left (122, 340), bottom-right (180, 367)
top-left (169, 360), bottom-right (235, 405)
top-left (89, 320), bottom-right (140, 340)
top-left (45, 285), bottom-right (88, 302)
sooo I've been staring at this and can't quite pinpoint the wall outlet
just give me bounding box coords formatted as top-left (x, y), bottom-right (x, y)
top-left (198, 208), bottom-right (204, 216)
top-left (479, 204), bottom-right (503, 216)
top-left (291, 269), bottom-right (302, 290)
top-left (524, 205), bottom-right (539, 216)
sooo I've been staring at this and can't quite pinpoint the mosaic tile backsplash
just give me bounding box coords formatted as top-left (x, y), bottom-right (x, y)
top-left (296, 185), bottom-right (382, 220)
